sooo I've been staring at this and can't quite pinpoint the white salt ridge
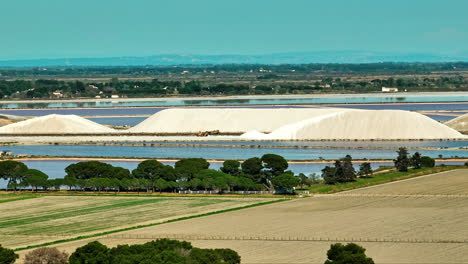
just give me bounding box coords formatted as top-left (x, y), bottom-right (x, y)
top-left (128, 108), bottom-right (352, 133)
top-left (0, 114), bottom-right (116, 134)
top-left (241, 110), bottom-right (465, 140)
top-left (445, 113), bottom-right (468, 132)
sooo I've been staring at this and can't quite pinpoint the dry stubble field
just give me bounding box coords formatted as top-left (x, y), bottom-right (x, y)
top-left (39, 169), bottom-right (468, 264)
top-left (0, 195), bottom-right (275, 249)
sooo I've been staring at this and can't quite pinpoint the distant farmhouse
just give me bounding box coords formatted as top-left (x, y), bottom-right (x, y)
top-left (382, 87), bottom-right (399, 92)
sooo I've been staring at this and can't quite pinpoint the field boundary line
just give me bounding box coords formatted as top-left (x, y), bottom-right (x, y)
top-left (14, 198), bottom-right (290, 252)
top-left (102, 234), bottom-right (468, 244)
top-left (336, 169), bottom-right (464, 194)
top-left (313, 193), bottom-right (468, 198)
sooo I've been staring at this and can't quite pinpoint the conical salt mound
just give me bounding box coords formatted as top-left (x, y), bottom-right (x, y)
top-left (128, 108), bottom-right (353, 133)
top-left (0, 114), bottom-right (116, 134)
top-left (242, 110), bottom-right (465, 140)
top-left (445, 113), bottom-right (468, 133)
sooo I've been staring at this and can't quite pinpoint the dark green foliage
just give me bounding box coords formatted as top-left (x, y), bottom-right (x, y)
top-left (324, 243), bottom-right (374, 264)
top-left (241, 157), bottom-right (263, 179)
top-left (323, 155), bottom-right (356, 184)
top-left (421, 156), bottom-right (435, 168)
top-left (0, 160), bottom-right (28, 189)
top-left (358, 163), bottom-right (373, 178)
top-left (0, 244), bottom-right (18, 264)
top-left (394, 147), bottom-right (410, 172)
top-left (322, 166), bottom-right (337, 185)
top-left (69, 239), bottom-right (240, 264)
top-left (175, 158), bottom-right (210, 181)
top-left (132, 160), bottom-right (176, 181)
top-left (65, 161), bottom-right (125, 180)
top-left (220, 160), bottom-right (241, 176)
top-left (68, 241), bottom-right (110, 264)
top-left (410, 152), bottom-right (422, 169)
top-left (261, 154), bottom-right (288, 175)
top-left (271, 172), bottom-right (300, 193)
top-left (23, 169), bottom-right (48, 191)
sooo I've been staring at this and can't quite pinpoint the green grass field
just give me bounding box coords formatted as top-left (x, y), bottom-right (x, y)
top-left (308, 166), bottom-right (465, 193)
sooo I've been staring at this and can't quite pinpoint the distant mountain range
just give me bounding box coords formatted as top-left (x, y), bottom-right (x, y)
top-left (1, 51), bottom-right (468, 67)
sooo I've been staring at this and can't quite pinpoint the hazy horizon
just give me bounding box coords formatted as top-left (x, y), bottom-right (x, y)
top-left (1, 0), bottom-right (467, 61)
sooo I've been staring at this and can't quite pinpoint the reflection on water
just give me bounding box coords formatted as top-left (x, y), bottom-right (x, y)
top-left (3, 95), bottom-right (468, 109)
top-left (4, 144), bottom-right (468, 161)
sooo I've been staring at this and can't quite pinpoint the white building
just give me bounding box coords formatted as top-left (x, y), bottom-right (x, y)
top-left (382, 87), bottom-right (399, 92)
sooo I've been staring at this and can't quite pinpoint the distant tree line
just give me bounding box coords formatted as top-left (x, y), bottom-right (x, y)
top-left (0, 67), bottom-right (467, 98)
top-left (0, 154), bottom-right (301, 194)
top-left (321, 150), bottom-right (436, 185)
top-left (2, 62), bottom-right (468, 78)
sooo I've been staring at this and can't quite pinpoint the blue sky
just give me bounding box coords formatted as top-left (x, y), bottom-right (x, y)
top-left (1, 0), bottom-right (467, 60)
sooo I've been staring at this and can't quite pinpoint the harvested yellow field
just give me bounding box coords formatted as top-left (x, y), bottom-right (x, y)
top-left (43, 169), bottom-right (468, 264)
top-left (0, 195), bottom-right (274, 249)
top-left (348, 169), bottom-right (468, 195)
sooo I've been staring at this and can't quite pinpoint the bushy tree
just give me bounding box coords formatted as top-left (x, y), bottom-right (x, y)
top-left (0, 244), bottom-right (17, 264)
top-left (341, 155), bottom-right (356, 182)
top-left (24, 247), bottom-right (68, 264)
top-left (421, 156), bottom-right (435, 168)
top-left (261, 154), bottom-right (288, 175)
top-left (68, 241), bottom-right (110, 264)
top-left (358, 163), bottom-right (372, 178)
top-left (0, 160), bottom-right (28, 190)
top-left (175, 158), bottom-right (210, 181)
top-left (410, 152), bottom-right (422, 169)
top-left (241, 157), bottom-right (263, 178)
top-left (132, 160), bottom-right (175, 181)
top-left (23, 169), bottom-right (48, 191)
top-left (324, 243), bottom-right (374, 264)
top-left (65, 161), bottom-right (115, 180)
top-left (271, 172), bottom-right (300, 193)
top-left (220, 160), bottom-right (241, 176)
top-left (322, 166), bottom-right (337, 185)
top-left (394, 147), bottom-right (410, 172)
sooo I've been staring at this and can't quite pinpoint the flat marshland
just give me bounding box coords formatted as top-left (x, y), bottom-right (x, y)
top-left (24, 169), bottom-right (468, 264)
top-left (0, 196), bottom-right (277, 249)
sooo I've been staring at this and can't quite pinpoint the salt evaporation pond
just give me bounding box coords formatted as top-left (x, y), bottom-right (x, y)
top-left (4, 144), bottom-right (468, 160)
top-left (2, 93), bottom-right (468, 109)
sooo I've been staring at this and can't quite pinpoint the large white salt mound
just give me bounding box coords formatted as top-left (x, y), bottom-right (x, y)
top-left (0, 114), bottom-right (116, 134)
top-left (241, 110), bottom-right (465, 140)
top-left (445, 114), bottom-right (468, 133)
top-left (129, 108), bottom-right (353, 133)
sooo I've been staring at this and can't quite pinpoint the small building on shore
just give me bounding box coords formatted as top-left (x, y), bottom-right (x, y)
top-left (382, 87), bottom-right (399, 92)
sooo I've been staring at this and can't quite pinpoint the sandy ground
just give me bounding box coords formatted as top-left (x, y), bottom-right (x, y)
top-left (21, 169), bottom-right (468, 264)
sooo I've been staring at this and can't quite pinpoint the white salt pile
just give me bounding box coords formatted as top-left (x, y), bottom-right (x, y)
top-left (128, 108), bottom-right (352, 133)
top-left (241, 110), bottom-right (464, 140)
top-left (0, 114), bottom-right (116, 134)
top-left (445, 113), bottom-right (468, 133)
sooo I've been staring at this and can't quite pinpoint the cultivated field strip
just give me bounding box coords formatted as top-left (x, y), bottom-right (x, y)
top-left (0, 196), bottom-right (273, 248)
top-left (348, 169), bottom-right (468, 195)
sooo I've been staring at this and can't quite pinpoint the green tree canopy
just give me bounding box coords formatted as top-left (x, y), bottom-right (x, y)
top-left (421, 156), bottom-right (435, 168)
top-left (68, 241), bottom-right (110, 264)
top-left (324, 243), bottom-right (374, 264)
top-left (0, 244), bottom-right (18, 264)
top-left (24, 169), bottom-right (49, 191)
top-left (65, 161), bottom-right (114, 180)
top-left (261, 154), bottom-right (288, 175)
top-left (394, 147), bottom-right (410, 172)
top-left (271, 172), bottom-right (300, 193)
top-left (0, 160), bottom-right (28, 188)
top-left (220, 160), bottom-right (241, 176)
top-left (410, 152), bottom-right (422, 169)
top-left (175, 158), bottom-right (210, 181)
top-left (241, 157), bottom-right (263, 178)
